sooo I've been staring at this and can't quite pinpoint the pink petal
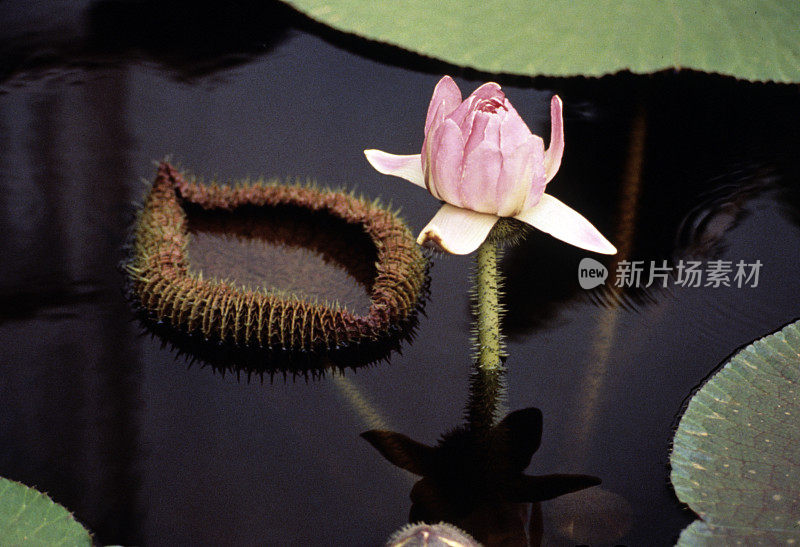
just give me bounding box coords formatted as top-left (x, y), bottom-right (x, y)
top-left (424, 76), bottom-right (462, 134)
top-left (429, 119), bottom-right (465, 205)
top-left (495, 135), bottom-right (540, 217)
top-left (447, 82), bottom-right (503, 129)
top-left (459, 140), bottom-right (502, 213)
top-left (499, 99), bottom-right (533, 151)
top-left (417, 204), bottom-right (500, 255)
top-left (522, 136), bottom-right (547, 210)
top-left (363, 150), bottom-right (425, 188)
top-left (544, 95), bottom-right (564, 183)
top-left (514, 193), bottom-right (616, 254)
top-left (421, 122), bottom-right (434, 176)
top-left (469, 81), bottom-right (503, 102)
top-left (463, 109), bottom-right (498, 159)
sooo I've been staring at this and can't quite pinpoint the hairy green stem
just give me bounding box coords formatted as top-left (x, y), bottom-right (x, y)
top-left (475, 239), bottom-right (503, 372)
top-left (467, 238), bottom-right (506, 432)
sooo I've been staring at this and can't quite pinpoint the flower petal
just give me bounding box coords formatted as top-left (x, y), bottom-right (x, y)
top-left (499, 99), bottom-right (533, 151)
top-left (496, 135), bottom-right (541, 217)
top-left (417, 204), bottom-right (500, 255)
top-left (522, 135), bottom-right (547, 210)
top-left (447, 82), bottom-right (503, 129)
top-left (514, 193), bottom-right (616, 254)
top-left (544, 95), bottom-right (564, 183)
top-left (363, 150), bottom-right (425, 188)
top-left (469, 81), bottom-right (504, 102)
top-left (459, 139), bottom-right (502, 213)
top-left (429, 119), bottom-right (465, 205)
top-left (424, 76), bottom-right (462, 134)
top-left (463, 109), bottom-right (494, 158)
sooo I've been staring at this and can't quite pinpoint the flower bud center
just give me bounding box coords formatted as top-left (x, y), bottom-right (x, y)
top-left (476, 97), bottom-right (506, 114)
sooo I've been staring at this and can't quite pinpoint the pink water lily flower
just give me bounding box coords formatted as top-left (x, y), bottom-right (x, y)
top-left (365, 76), bottom-right (616, 255)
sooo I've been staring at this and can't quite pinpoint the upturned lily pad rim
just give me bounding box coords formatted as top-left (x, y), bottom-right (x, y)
top-left (126, 162), bottom-right (427, 358)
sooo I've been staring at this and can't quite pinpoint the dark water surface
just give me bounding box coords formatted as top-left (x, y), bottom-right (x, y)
top-left (185, 203), bottom-right (377, 315)
top-left (2, 2), bottom-right (800, 545)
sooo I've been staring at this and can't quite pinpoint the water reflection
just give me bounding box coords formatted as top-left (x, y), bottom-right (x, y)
top-left (540, 487), bottom-right (634, 545)
top-left (364, 407), bottom-right (601, 546)
top-left (0, 1), bottom-right (296, 84)
top-left (501, 75), bottom-right (800, 334)
top-left (0, 70), bottom-right (141, 544)
top-left (186, 203), bottom-right (377, 315)
top-left (366, 328), bottom-right (601, 546)
top-left (3, 3), bottom-right (800, 543)
top-left (86, 1), bottom-right (294, 80)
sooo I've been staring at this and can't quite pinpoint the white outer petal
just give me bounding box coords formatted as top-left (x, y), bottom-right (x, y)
top-left (363, 150), bottom-right (425, 188)
top-left (417, 204), bottom-right (500, 255)
top-left (514, 193), bottom-right (616, 254)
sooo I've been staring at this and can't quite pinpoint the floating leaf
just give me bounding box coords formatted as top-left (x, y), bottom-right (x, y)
top-left (670, 319), bottom-right (800, 545)
top-left (280, 0), bottom-right (800, 82)
top-left (126, 162), bottom-right (428, 374)
top-left (0, 477), bottom-right (92, 545)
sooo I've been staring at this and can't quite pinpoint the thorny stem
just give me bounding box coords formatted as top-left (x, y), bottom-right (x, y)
top-left (467, 238), bottom-right (506, 432)
top-left (475, 238), bottom-right (503, 372)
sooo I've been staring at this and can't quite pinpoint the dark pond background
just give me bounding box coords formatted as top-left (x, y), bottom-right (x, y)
top-left (2, 2), bottom-right (800, 545)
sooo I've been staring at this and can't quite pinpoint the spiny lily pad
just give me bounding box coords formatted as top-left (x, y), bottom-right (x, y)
top-left (126, 162), bottom-right (427, 374)
top-left (281, 0), bottom-right (800, 83)
top-left (670, 319), bottom-right (800, 545)
top-left (385, 522), bottom-right (480, 546)
top-left (0, 477), bottom-right (92, 545)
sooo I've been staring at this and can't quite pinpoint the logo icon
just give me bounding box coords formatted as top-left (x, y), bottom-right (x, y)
top-left (578, 258), bottom-right (608, 289)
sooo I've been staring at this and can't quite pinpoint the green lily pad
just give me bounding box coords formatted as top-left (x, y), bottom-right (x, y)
top-left (670, 319), bottom-right (800, 545)
top-left (281, 0), bottom-right (800, 82)
top-left (0, 477), bottom-right (92, 545)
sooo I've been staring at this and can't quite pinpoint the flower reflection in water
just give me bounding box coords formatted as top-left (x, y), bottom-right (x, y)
top-left (364, 407), bottom-right (600, 546)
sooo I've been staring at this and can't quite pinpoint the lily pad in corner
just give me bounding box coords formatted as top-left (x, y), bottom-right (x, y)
top-left (670, 319), bottom-right (800, 545)
top-left (0, 477), bottom-right (92, 545)
top-left (280, 0), bottom-right (800, 83)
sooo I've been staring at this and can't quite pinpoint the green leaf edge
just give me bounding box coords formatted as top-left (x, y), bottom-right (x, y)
top-left (0, 476), bottom-right (93, 545)
top-left (670, 319), bottom-right (800, 545)
top-left (279, 0), bottom-right (800, 83)
top-left (678, 520), bottom-right (800, 545)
